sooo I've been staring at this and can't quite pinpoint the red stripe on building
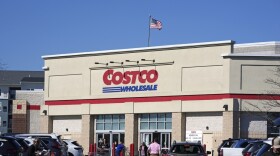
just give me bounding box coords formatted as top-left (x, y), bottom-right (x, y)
top-left (45, 94), bottom-right (280, 106)
top-left (27, 105), bottom-right (41, 110)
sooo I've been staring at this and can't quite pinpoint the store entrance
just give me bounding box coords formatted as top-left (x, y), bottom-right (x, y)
top-left (140, 132), bottom-right (171, 150)
top-left (161, 133), bottom-right (171, 150)
top-left (96, 133), bottom-right (125, 156)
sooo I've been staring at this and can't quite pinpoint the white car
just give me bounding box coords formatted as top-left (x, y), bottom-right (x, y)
top-left (63, 139), bottom-right (84, 156)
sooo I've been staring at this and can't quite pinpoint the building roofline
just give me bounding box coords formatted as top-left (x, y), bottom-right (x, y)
top-left (222, 53), bottom-right (280, 58)
top-left (234, 41), bottom-right (280, 48)
top-left (42, 40), bottom-right (234, 59)
top-left (16, 90), bottom-right (44, 93)
top-left (0, 84), bottom-right (21, 86)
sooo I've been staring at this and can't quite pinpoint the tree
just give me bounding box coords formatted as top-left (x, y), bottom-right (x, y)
top-left (244, 66), bottom-right (280, 137)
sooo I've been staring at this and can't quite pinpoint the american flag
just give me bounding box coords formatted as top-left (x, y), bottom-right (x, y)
top-left (150, 18), bottom-right (162, 30)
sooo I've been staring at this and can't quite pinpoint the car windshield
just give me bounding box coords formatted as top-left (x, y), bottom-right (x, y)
top-left (171, 144), bottom-right (202, 154)
top-left (72, 141), bottom-right (81, 146)
top-left (0, 138), bottom-right (21, 150)
top-left (223, 140), bottom-right (235, 148)
top-left (243, 143), bottom-right (254, 152)
top-left (16, 139), bottom-right (29, 150)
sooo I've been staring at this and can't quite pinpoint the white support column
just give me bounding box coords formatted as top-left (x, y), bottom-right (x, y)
top-left (172, 112), bottom-right (186, 142)
top-left (125, 114), bottom-right (138, 156)
top-left (81, 115), bottom-right (94, 155)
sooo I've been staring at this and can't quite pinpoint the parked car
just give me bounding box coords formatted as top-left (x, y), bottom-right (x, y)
top-left (23, 137), bottom-right (52, 156)
top-left (41, 138), bottom-right (64, 156)
top-left (0, 136), bottom-right (24, 156)
top-left (63, 139), bottom-right (84, 156)
top-left (14, 137), bottom-right (31, 156)
top-left (252, 143), bottom-right (272, 156)
top-left (217, 138), bottom-right (239, 156)
top-left (15, 133), bottom-right (68, 156)
top-left (219, 139), bottom-right (254, 156)
top-left (168, 141), bottom-right (211, 156)
top-left (229, 139), bottom-right (253, 148)
top-left (242, 141), bottom-right (265, 156)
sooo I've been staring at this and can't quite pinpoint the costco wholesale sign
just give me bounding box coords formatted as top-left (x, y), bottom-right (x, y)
top-left (102, 69), bottom-right (158, 93)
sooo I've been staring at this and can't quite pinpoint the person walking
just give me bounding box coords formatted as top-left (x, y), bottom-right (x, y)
top-left (27, 138), bottom-right (41, 156)
top-left (139, 142), bottom-right (148, 156)
top-left (263, 136), bottom-right (280, 156)
top-left (148, 138), bottom-right (161, 156)
top-left (115, 141), bottom-right (125, 156)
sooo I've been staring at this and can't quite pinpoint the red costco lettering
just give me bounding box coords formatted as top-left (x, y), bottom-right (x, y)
top-left (103, 69), bottom-right (158, 85)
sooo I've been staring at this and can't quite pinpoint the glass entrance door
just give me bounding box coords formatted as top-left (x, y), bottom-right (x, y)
top-left (160, 133), bottom-right (171, 150)
top-left (97, 133), bottom-right (125, 148)
top-left (141, 132), bottom-right (171, 150)
top-left (96, 133), bottom-right (125, 156)
top-left (141, 133), bottom-right (152, 146)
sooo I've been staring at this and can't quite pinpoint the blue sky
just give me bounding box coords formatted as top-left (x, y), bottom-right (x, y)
top-left (0, 0), bottom-right (280, 71)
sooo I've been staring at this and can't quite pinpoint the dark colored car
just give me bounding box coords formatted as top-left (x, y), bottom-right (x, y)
top-left (15, 133), bottom-right (68, 156)
top-left (14, 137), bottom-right (30, 156)
top-left (252, 143), bottom-right (272, 156)
top-left (168, 141), bottom-right (211, 156)
top-left (0, 136), bottom-right (24, 156)
top-left (40, 137), bottom-right (65, 156)
top-left (22, 137), bottom-right (51, 156)
top-left (242, 141), bottom-right (265, 156)
top-left (218, 139), bottom-right (254, 156)
top-left (230, 139), bottom-right (253, 148)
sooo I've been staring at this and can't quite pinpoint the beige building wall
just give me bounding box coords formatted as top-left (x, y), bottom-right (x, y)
top-left (15, 91), bottom-right (44, 133)
top-left (43, 41), bottom-right (232, 102)
top-left (41, 40), bottom-right (280, 155)
top-left (12, 100), bottom-right (27, 133)
top-left (172, 112), bottom-right (186, 142)
top-left (125, 114), bottom-right (138, 155)
top-left (228, 57), bottom-right (280, 94)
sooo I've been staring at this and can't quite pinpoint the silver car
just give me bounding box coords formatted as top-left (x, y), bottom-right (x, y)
top-left (63, 139), bottom-right (84, 156)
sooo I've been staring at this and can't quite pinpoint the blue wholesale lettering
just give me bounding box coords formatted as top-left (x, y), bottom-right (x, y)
top-left (121, 85), bottom-right (158, 92)
top-left (102, 84), bottom-right (158, 93)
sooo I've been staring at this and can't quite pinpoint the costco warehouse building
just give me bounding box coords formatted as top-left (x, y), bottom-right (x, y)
top-left (40, 40), bottom-right (280, 155)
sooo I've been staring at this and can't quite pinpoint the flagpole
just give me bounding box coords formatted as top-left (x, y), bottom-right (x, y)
top-left (148, 15), bottom-right (151, 47)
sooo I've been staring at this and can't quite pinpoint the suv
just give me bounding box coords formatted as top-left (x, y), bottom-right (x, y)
top-left (14, 137), bottom-right (31, 156)
top-left (0, 136), bottom-right (24, 156)
top-left (15, 133), bottom-right (68, 156)
top-left (41, 138), bottom-right (65, 156)
top-left (242, 141), bottom-right (265, 156)
top-left (169, 141), bottom-right (211, 156)
top-left (252, 142), bottom-right (272, 156)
